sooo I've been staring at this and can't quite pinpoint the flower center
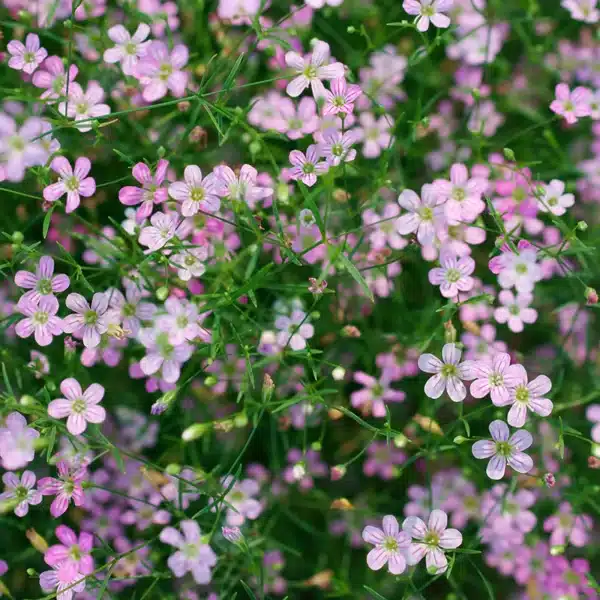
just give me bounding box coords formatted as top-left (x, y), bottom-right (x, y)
top-left (495, 441), bottom-right (512, 457)
top-left (72, 398), bottom-right (87, 414)
top-left (65, 175), bottom-right (79, 192)
top-left (383, 536), bottom-right (399, 552)
top-left (52, 75), bottom-right (66, 94)
top-left (564, 570), bottom-right (579, 585)
top-left (441, 364), bottom-right (458, 377)
top-left (332, 143), bottom-right (344, 157)
top-left (159, 64), bottom-right (173, 81)
top-left (24, 51), bottom-right (36, 63)
top-left (303, 65), bottom-right (318, 79)
top-left (372, 383), bottom-right (384, 397)
top-left (69, 545), bottom-right (82, 561)
top-left (509, 304), bottom-right (520, 316)
top-left (420, 206), bottom-right (433, 221)
top-left (563, 101), bottom-right (574, 112)
top-left (9, 135), bottom-right (25, 152)
top-left (184, 254), bottom-right (197, 266)
top-left (367, 127), bottom-right (380, 141)
top-left (289, 118), bottom-right (302, 130)
top-left (176, 315), bottom-right (188, 328)
top-left (33, 310), bottom-right (49, 325)
top-left (489, 373), bottom-right (503, 387)
top-left (14, 485), bottom-right (29, 501)
top-left (515, 385), bottom-right (529, 404)
top-left (230, 490), bottom-right (245, 502)
top-left (424, 531), bottom-right (440, 546)
top-left (333, 95), bottom-right (345, 107)
top-left (123, 303), bottom-right (137, 317)
top-left (37, 278), bottom-right (53, 295)
top-left (513, 187), bottom-right (527, 203)
top-left (183, 543), bottom-right (198, 559)
top-left (515, 263), bottom-right (527, 275)
top-left (452, 187), bottom-right (466, 201)
top-left (190, 187), bottom-right (205, 202)
top-left (422, 5), bottom-right (435, 17)
top-left (302, 163), bottom-right (315, 175)
top-left (547, 197), bottom-right (558, 206)
top-left (157, 332), bottom-right (174, 358)
top-left (446, 268), bottom-right (461, 283)
top-left (76, 102), bottom-right (89, 115)
top-left (125, 41), bottom-right (137, 55)
top-left (84, 310), bottom-right (98, 325)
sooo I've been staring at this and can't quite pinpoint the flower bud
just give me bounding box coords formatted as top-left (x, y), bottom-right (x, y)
top-left (332, 366), bottom-right (345, 381)
top-left (444, 320), bottom-right (457, 343)
top-left (453, 435), bottom-right (468, 445)
top-left (262, 373), bottom-right (275, 402)
top-left (156, 286), bottom-right (169, 301)
top-left (222, 526), bottom-right (243, 543)
top-left (503, 148), bottom-right (516, 162)
top-left (550, 545), bottom-right (565, 556)
top-left (543, 472), bottom-right (556, 487)
top-left (585, 287), bottom-right (598, 305)
top-left (182, 423), bottom-right (208, 442)
top-left (26, 529), bottom-right (48, 553)
top-left (292, 462), bottom-right (306, 480)
top-left (331, 465), bottom-right (346, 480)
top-left (576, 220), bottom-right (588, 231)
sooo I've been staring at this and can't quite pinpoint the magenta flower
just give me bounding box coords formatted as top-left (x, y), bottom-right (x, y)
top-left (362, 515), bottom-right (411, 574)
top-left (428, 250), bottom-right (475, 298)
top-left (219, 475), bottom-right (263, 526)
top-left (119, 159), bottom-right (170, 222)
top-left (418, 343), bottom-right (474, 402)
top-left (159, 521), bottom-right (217, 584)
top-left (213, 164), bottom-right (273, 208)
top-left (494, 290), bottom-right (538, 333)
top-left (469, 353), bottom-right (523, 406)
top-left (39, 461), bottom-right (87, 517)
top-left (323, 77), bottom-right (362, 115)
top-left (135, 41), bottom-right (189, 102)
top-left (32, 56), bottom-right (78, 102)
top-left (285, 40), bottom-right (345, 98)
top-left (550, 83), bottom-right (592, 125)
top-left (505, 364), bottom-right (553, 427)
top-left (169, 165), bottom-right (220, 216)
top-left (472, 420), bottom-right (533, 480)
top-left (288, 145), bottom-right (329, 187)
top-left (47, 378), bottom-right (106, 435)
top-left (59, 81), bottom-right (111, 132)
top-left (43, 156), bottom-right (96, 213)
top-left (39, 562), bottom-right (85, 600)
top-left (351, 369), bottom-right (405, 418)
top-left (7, 33), bottom-right (47, 74)
top-left (14, 256), bottom-right (70, 305)
top-left (15, 296), bottom-right (63, 347)
top-left (0, 412), bottom-right (40, 470)
top-left (433, 163), bottom-right (486, 224)
top-left (103, 24), bottom-right (152, 75)
top-left (543, 502), bottom-right (593, 548)
top-left (0, 470), bottom-right (42, 517)
top-left (63, 292), bottom-right (110, 348)
top-left (44, 525), bottom-right (94, 575)
top-left (396, 184), bottom-right (445, 246)
top-left (402, 509), bottom-right (462, 574)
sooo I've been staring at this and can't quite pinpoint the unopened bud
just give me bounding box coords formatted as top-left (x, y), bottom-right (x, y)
top-left (331, 465), bottom-right (346, 480)
top-left (543, 472), bottom-right (556, 487)
top-left (19, 395), bottom-right (36, 406)
top-left (11, 231), bottom-right (24, 245)
top-left (585, 287), bottom-right (598, 305)
top-left (262, 373), bottom-right (275, 402)
top-left (332, 366), bottom-right (345, 381)
top-left (503, 148), bottom-right (516, 162)
top-left (305, 569), bottom-right (334, 590)
top-left (292, 462), bottom-right (306, 480)
top-left (550, 545), bottom-right (565, 556)
top-left (444, 320), bottom-right (457, 343)
top-left (576, 220), bottom-right (588, 231)
top-left (182, 423), bottom-right (208, 442)
top-left (394, 433), bottom-right (409, 448)
top-left (453, 436), bottom-right (468, 445)
top-left (341, 325), bottom-right (361, 338)
top-left (64, 336), bottom-right (77, 353)
top-left (204, 375), bottom-right (218, 387)
top-left (177, 101), bottom-right (191, 112)
top-left (151, 390), bottom-right (177, 416)
top-left (222, 526), bottom-right (243, 543)
top-left (156, 286), bottom-right (169, 301)
top-left (26, 529), bottom-right (48, 553)
top-left (588, 456), bottom-right (600, 469)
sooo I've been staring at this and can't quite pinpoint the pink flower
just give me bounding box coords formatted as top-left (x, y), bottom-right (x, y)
top-left (139, 326), bottom-right (193, 383)
top-left (319, 130), bottom-right (357, 166)
top-left (218, 475), bottom-right (263, 526)
top-left (396, 184), bottom-right (445, 245)
top-left (7, 33), bottom-right (47, 74)
top-left (288, 145), bottom-right (329, 187)
top-left (351, 369), bottom-right (405, 418)
top-left (561, 0), bottom-right (599, 23)
top-left (494, 290), bottom-right (538, 333)
top-left (505, 365), bottom-right (553, 427)
top-left (39, 562), bottom-right (85, 600)
top-left (305, 0), bottom-right (344, 7)
top-left (171, 247), bottom-right (208, 281)
top-left (402, 509), bottom-right (462, 574)
top-left (544, 502), bottom-right (593, 548)
top-left (587, 404), bottom-right (600, 443)
top-left (103, 24), bottom-right (152, 75)
top-left (59, 81), bottom-right (111, 132)
top-left (403, 0), bottom-right (453, 32)
top-left (213, 164), bottom-right (273, 207)
top-left (469, 353), bottom-right (522, 406)
top-left (537, 179), bottom-right (575, 216)
top-left (44, 525), bottom-right (94, 575)
top-left (550, 83), bottom-right (592, 125)
top-left (32, 56), bottom-right (78, 101)
top-left (15, 296), bottom-right (63, 347)
top-left (0, 470), bottom-right (42, 517)
top-left (0, 412), bottom-right (40, 470)
top-left (14, 256), bottom-right (70, 305)
top-left (352, 112), bottom-right (394, 158)
top-left (433, 163), bottom-right (486, 224)
top-left (275, 309), bottom-right (314, 350)
top-left (471, 420), bottom-right (534, 480)
top-left (418, 343), bottom-right (474, 402)
top-left (39, 461), bottom-right (87, 518)
top-left (323, 78), bottom-right (362, 115)
top-left (138, 211), bottom-right (187, 252)
top-left (62, 292), bottom-right (110, 348)
top-left (135, 41), bottom-right (189, 102)
top-left (362, 515), bottom-right (411, 574)
top-left (159, 521), bottom-right (217, 584)
top-left (108, 283), bottom-right (156, 337)
top-left (119, 160), bottom-right (170, 222)
top-left (428, 250), bottom-right (475, 298)
top-left (48, 378), bottom-right (106, 435)
top-left (43, 156), bottom-right (96, 213)
top-left (156, 297), bottom-right (203, 345)
top-left (285, 40), bottom-right (345, 98)
top-left (169, 165), bottom-right (220, 216)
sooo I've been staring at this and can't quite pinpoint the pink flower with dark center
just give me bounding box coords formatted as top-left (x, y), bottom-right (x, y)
top-left (43, 156), bottom-right (96, 213)
top-left (59, 81), bottom-right (111, 132)
top-left (403, 0), bottom-right (453, 32)
top-left (0, 412), bottom-right (40, 470)
top-left (550, 83), bottom-right (592, 124)
top-left (323, 78), bottom-right (362, 115)
top-left (39, 561), bottom-right (85, 600)
top-left (288, 145), bottom-right (329, 187)
top-left (135, 41), bottom-right (189, 102)
top-left (0, 470), bottom-right (42, 517)
top-left (63, 292), bottom-right (110, 348)
top-left (119, 160), bottom-right (170, 223)
top-left (15, 296), bottom-right (63, 347)
top-left (103, 24), bottom-right (152, 75)
top-left (504, 364), bottom-right (553, 427)
top-left (428, 250), bottom-right (475, 298)
top-left (14, 256), bottom-right (70, 305)
top-left (169, 165), bottom-right (221, 217)
top-left (47, 378), bottom-right (106, 435)
top-left (39, 461), bottom-right (87, 518)
top-left (7, 33), bottom-right (47, 74)
top-left (32, 56), bottom-right (79, 102)
top-left (44, 525), bottom-right (95, 575)
top-left (471, 420), bottom-right (533, 479)
top-left (285, 40), bottom-right (345, 99)
top-left (362, 515), bottom-right (411, 574)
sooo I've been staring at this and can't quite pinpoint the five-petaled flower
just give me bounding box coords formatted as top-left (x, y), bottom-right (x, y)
top-left (48, 378), bottom-right (106, 435)
top-left (418, 343), bottom-right (474, 402)
top-left (43, 156), bottom-right (96, 213)
top-left (362, 515), bottom-right (411, 574)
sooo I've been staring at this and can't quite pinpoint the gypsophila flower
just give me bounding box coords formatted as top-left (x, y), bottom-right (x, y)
top-left (428, 250), bottom-right (475, 299)
top-left (396, 184), bottom-right (444, 246)
top-left (44, 525), bottom-right (94, 575)
top-left (103, 24), bottom-right (152, 75)
top-left (169, 165), bottom-right (221, 216)
top-left (15, 256), bottom-right (70, 305)
top-left (119, 160), bottom-right (170, 222)
top-left (494, 290), bottom-right (538, 333)
top-left (58, 82), bottom-right (111, 132)
top-left (403, 0), bottom-right (453, 32)
top-left (39, 461), bottom-right (87, 518)
top-left (171, 247), bottom-right (208, 281)
top-left (0, 471), bottom-right (42, 517)
top-left (323, 77), bottom-right (362, 115)
top-left (7, 34), bottom-right (47, 74)
top-left (418, 343), bottom-right (474, 402)
top-left (362, 515), bottom-right (411, 574)
top-left (505, 365), bottom-right (553, 427)
top-left (43, 157), bottom-right (96, 213)
top-left (15, 296), bottom-right (63, 347)
top-left (469, 352), bottom-right (522, 406)
top-left (39, 562), bottom-right (85, 600)
top-left (0, 412), bottom-right (40, 471)
top-left (288, 145), bottom-right (329, 187)
top-left (63, 292), bottom-right (110, 349)
top-left (550, 83), bottom-right (592, 124)
top-left (536, 180), bottom-right (575, 216)
top-left (472, 420), bottom-right (533, 479)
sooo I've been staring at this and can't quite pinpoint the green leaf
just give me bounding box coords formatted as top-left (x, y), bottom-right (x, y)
top-left (43, 204), bottom-right (56, 239)
top-left (240, 581), bottom-right (257, 599)
top-left (469, 559), bottom-right (495, 600)
top-left (338, 252), bottom-right (374, 302)
top-left (363, 586), bottom-right (390, 600)
top-left (46, 427), bottom-right (57, 461)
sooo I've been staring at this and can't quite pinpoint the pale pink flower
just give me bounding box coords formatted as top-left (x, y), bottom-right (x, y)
top-left (537, 180), bottom-right (575, 216)
top-left (32, 56), bottom-right (78, 102)
top-left (217, 0), bottom-right (266, 24)
top-left (156, 297), bottom-right (203, 345)
top-left (103, 24), bottom-right (152, 75)
top-left (402, 509), bottom-right (462, 574)
top-left (353, 113), bottom-right (394, 158)
top-left (139, 326), bottom-right (193, 383)
top-left (550, 83), bottom-right (592, 125)
top-left (0, 470), bottom-right (42, 517)
top-left (169, 165), bottom-right (220, 216)
top-left (543, 502), bottom-right (593, 548)
top-left (39, 461), bottom-right (87, 518)
top-left (428, 250), bottom-right (475, 298)
top-left (288, 145), bottom-right (329, 187)
top-left (47, 378), bottom-right (106, 435)
top-left (494, 290), bottom-right (537, 333)
top-left (319, 130), bottom-right (357, 166)
top-left (0, 412), bottom-right (40, 471)
top-left (7, 33), bottom-right (47, 74)
top-left (469, 353), bottom-right (522, 406)
top-left (43, 156), bottom-right (96, 213)
top-left (305, 0), bottom-right (344, 7)
top-left (561, 0), bottom-right (599, 23)
top-left (471, 420), bottom-right (533, 480)
top-left (14, 256), bottom-right (70, 305)
top-left (433, 163), bottom-right (486, 224)
top-left (119, 159), bottom-right (170, 222)
top-left (15, 296), bottom-right (63, 347)
top-left (418, 343), bottom-right (474, 402)
top-left (135, 41), bottom-right (189, 102)
top-left (351, 370), bottom-right (405, 418)
top-left (59, 81), bottom-right (111, 132)
top-left (62, 292), bottom-right (110, 348)
top-left (138, 211), bottom-right (186, 252)
top-left (107, 283), bottom-right (156, 337)
top-left (323, 78), bottom-right (362, 115)
top-left (275, 309), bottom-right (314, 350)
top-left (39, 562), bottom-right (85, 600)
top-left (362, 515), bottom-right (411, 574)
top-left (505, 365), bottom-right (553, 427)
top-left (44, 525), bottom-right (94, 575)
top-left (587, 405), bottom-right (600, 443)
top-left (285, 40), bottom-right (345, 99)
top-left (171, 247), bottom-right (208, 281)
top-left (396, 184), bottom-right (445, 245)
top-left (213, 164), bottom-right (273, 207)
top-left (403, 0), bottom-right (453, 32)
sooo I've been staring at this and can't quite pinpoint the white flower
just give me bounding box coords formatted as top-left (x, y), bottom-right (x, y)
top-left (418, 343), bottom-right (474, 402)
top-left (103, 24), bottom-right (152, 75)
top-left (537, 180), bottom-right (575, 216)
